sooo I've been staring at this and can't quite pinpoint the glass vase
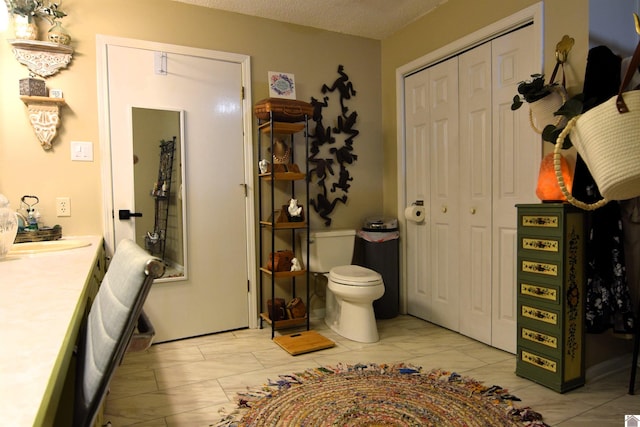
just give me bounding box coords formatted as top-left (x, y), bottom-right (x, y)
top-left (13, 14), bottom-right (38, 40)
top-left (48, 20), bottom-right (71, 45)
top-left (0, 195), bottom-right (18, 259)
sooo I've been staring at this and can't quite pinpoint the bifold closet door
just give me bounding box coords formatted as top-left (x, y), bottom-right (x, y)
top-left (405, 24), bottom-right (539, 353)
top-left (405, 57), bottom-right (459, 331)
top-left (458, 42), bottom-right (493, 345)
top-left (490, 25), bottom-right (540, 352)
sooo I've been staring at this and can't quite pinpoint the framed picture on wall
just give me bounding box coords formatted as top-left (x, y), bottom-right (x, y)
top-left (268, 71), bottom-right (296, 99)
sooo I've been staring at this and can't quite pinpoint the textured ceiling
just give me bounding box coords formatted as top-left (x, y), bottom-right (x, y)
top-left (171, 0), bottom-right (447, 40)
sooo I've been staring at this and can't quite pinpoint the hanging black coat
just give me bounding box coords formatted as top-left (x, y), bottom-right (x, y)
top-left (575, 45), bottom-right (635, 333)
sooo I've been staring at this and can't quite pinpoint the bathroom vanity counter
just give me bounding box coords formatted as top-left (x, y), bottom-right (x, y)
top-left (0, 235), bottom-right (104, 426)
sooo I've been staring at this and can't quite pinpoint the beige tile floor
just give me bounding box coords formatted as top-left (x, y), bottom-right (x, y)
top-left (104, 315), bottom-right (640, 426)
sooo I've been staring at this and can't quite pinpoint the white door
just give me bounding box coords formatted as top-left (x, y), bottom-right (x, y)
top-left (404, 70), bottom-right (431, 319)
top-left (458, 42), bottom-right (493, 344)
top-left (405, 57), bottom-right (459, 330)
top-left (428, 58), bottom-right (460, 331)
top-left (403, 25), bottom-right (539, 352)
top-left (490, 26), bottom-right (540, 352)
top-left (103, 41), bottom-right (251, 342)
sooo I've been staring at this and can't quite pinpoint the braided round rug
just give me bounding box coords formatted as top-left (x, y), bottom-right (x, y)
top-left (214, 363), bottom-right (549, 427)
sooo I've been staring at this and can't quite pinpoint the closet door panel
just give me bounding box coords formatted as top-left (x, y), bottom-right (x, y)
top-left (491, 25), bottom-right (540, 352)
top-left (458, 42), bottom-right (493, 344)
top-left (404, 72), bottom-right (432, 320)
top-left (429, 58), bottom-right (459, 331)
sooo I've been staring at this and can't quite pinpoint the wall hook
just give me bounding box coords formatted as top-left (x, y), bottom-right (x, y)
top-left (555, 35), bottom-right (574, 64)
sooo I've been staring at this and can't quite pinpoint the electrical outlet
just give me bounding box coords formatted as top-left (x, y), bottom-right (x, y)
top-left (56, 197), bottom-right (71, 217)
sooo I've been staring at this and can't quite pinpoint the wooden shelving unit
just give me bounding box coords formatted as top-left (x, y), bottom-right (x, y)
top-left (257, 111), bottom-right (311, 339)
top-left (259, 313), bottom-right (308, 328)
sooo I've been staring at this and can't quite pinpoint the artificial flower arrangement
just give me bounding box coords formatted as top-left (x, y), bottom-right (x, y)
top-left (5, 0), bottom-right (66, 23)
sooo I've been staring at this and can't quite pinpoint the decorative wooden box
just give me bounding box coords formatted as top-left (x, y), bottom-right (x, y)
top-left (19, 78), bottom-right (46, 96)
top-left (515, 203), bottom-right (586, 393)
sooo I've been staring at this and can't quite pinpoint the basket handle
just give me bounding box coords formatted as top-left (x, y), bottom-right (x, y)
top-left (549, 58), bottom-right (566, 88)
top-left (616, 19), bottom-right (640, 113)
top-left (553, 116), bottom-right (609, 211)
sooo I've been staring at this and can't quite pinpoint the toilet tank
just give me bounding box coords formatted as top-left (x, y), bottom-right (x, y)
top-left (300, 229), bottom-right (356, 272)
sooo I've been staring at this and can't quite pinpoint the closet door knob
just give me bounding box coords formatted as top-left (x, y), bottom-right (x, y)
top-left (441, 206), bottom-right (447, 213)
top-left (470, 208), bottom-right (476, 214)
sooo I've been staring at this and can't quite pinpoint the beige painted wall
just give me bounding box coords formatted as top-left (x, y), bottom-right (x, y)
top-left (0, 0), bottom-right (382, 236)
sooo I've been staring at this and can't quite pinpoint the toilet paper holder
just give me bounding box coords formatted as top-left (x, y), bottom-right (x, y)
top-left (405, 200), bottom-right (426, 223)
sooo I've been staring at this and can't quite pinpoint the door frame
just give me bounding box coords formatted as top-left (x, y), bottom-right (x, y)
top-left (395, 3), bottom-right (543, 314)
top-left (96, 35), bottom-right (258, 328)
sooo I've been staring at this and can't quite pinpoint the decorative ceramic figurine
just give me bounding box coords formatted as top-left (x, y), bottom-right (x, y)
top-left (288, 198), bottom-right (302, 217)
top-left (290, 257), bottom-right (302, 271)
top-left (259, 158), bottom-right (269, 174)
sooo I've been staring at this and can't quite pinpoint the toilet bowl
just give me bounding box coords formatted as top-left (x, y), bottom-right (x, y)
top-left (327, 265), bottom-right (384, 342)
top-left (301, 230), bottom-right (385, 343)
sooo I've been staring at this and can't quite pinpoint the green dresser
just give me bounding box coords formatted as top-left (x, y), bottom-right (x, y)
top-left (515, 203), bottom-right (585, 393)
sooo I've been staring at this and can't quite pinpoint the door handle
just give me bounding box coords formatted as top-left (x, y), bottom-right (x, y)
top-left (118, 209), bottom-right (143, 220)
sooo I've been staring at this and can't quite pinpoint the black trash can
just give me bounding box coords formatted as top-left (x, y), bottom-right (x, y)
top-left (353, 217), bottom-right (400, 319)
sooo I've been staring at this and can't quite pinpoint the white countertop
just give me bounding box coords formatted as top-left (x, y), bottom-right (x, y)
top-left (0, 235), bottom-right (103, 427)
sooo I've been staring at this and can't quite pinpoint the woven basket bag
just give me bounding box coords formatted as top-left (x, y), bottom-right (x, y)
top-left (554, 38), bottom-right (640, 210)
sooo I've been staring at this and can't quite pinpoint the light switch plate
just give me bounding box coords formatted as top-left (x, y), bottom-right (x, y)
top-left (71, 141), bottom-right (93, 161)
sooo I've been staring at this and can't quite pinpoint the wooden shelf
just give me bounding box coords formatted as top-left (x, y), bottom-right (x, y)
top-left (260, 313), bottom-right (308, 329)
top-left (9, 39), bottom-right (73, 54)
top-left (20, 96), bottom-right (66, 150)
top-left (9, 39), bottom-right (73, 78)
top-left (260, 220), bottom-right (307, 229)
top-left (259, 121), bottom-right (305, 135)
top-left (20, 96), bottom-right (66, 105)
top-left (259, 172), bottom-right (306, 181)
top-left (260, 268), bottom-right (307, 277)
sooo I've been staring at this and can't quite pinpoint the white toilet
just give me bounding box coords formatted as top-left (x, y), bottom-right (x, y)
top-left (301, 229), bottom-right (384, 343)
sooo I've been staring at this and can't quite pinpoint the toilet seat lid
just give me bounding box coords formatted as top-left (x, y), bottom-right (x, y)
top-left (329, 265), bottom-right (382, 286)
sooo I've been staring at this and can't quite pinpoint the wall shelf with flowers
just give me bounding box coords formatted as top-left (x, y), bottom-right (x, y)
top-left (6, 0), bottom-right (72, 150)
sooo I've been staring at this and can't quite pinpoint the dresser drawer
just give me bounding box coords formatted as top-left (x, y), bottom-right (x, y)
top-left (518, 324), bottom-right (560, 356)
top-left (518, 235), bottom-right (563, 262)
top-left (519, 347), bottom-right (559, 374)
top-left (516, 345), bottom-right (584, 393)
top-left (519, 281), bottom-right (560, 306)
top-left (516, 347), bottom-right (561, 390)
top-left (519, 301), bottom-right (560, 332)
top-left (519, 212), bottom-right (563, 237)
top-left (519, 258), bottom-right (561, 282)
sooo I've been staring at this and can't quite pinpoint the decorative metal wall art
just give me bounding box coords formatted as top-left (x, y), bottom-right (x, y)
top-left (308, 65), bottom-right (358, 226)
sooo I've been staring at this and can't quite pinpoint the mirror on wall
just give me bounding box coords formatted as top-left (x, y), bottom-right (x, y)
top-left (131, 107), bottom-right (187, 281)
